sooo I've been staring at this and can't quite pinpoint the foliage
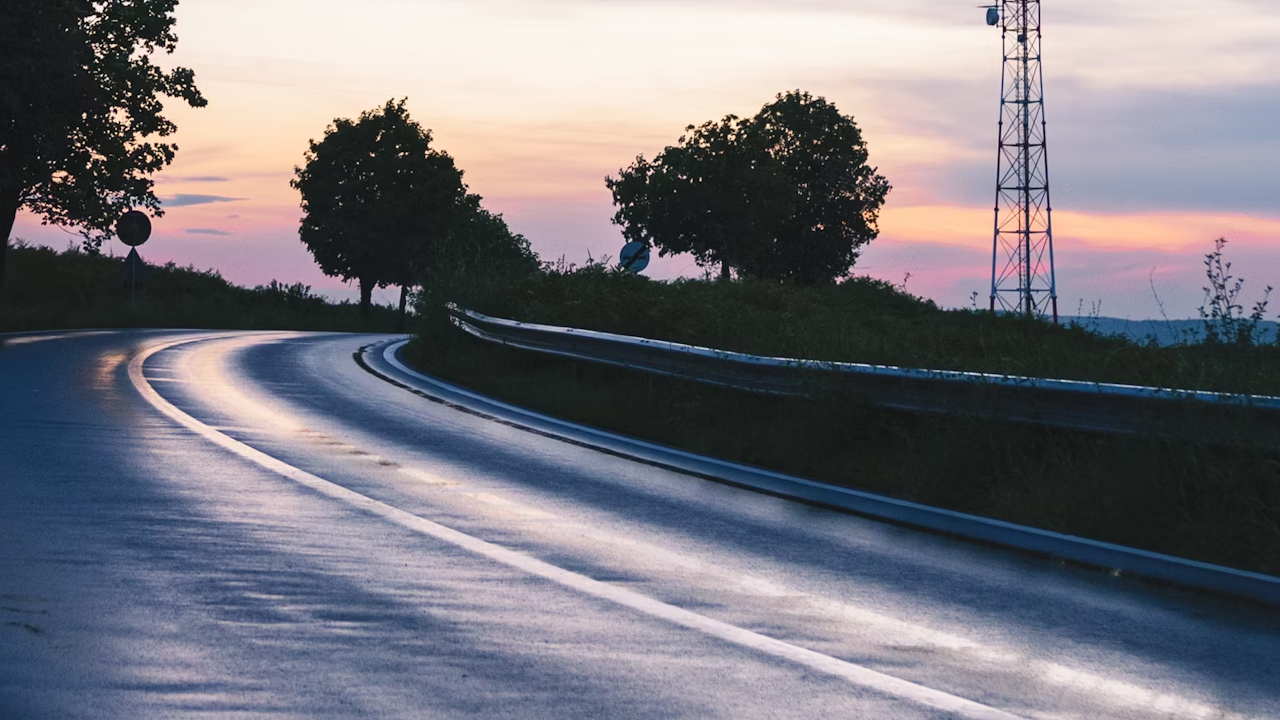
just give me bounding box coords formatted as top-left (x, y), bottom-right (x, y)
top-left (453, 205), bottom-right (540, 278)
top-left (607, 91), bottom-right (890, 284)
top-left (409, 256), bottom-right (1280, 576)
top-left (417, 202), bottom-right (540, 310)
top-left (0, 240), bottom-right (399, 332)
top-left (0, 0), bottom-right (206, 271)
top-left (408, 328), bottom-right (1280, 576)
top-left (291, 99), bottom-right (467, 311)
top-left (747, 91), bottom-right (893, 283)
top-left (402, 236), bottom-right (1280, 574)
top-left (606, 115), bottom-right (793, 279)
top-left (1198, 238), bottom-right (1272, 346)
top-left (441, 253), bottom-right (1280, 397)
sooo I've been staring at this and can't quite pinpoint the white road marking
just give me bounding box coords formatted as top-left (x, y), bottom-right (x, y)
top-left (376, 339), bottom-right (1268, 720)
top-left (128, 335), bottom-right (1027, 720)
top-left (139, 333), bottom-right (1264, 720)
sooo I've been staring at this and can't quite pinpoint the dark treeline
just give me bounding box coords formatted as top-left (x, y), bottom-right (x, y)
top-left (0, 241), bottom-right (399, 332)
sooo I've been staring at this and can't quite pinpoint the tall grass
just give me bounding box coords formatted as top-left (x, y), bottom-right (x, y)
top-left (408, 257), bottom-right (1280, 577)
top-left (444, 258), bottom-right (1280, 396)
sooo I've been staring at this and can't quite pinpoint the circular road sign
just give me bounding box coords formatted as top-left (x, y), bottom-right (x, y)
top-left (619, 241), bottom-right (650, 273)
top-left (116, 211), bottom-right (152, 247)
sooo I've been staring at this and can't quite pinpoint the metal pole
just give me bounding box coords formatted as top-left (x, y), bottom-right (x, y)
top-left (1038, 1), bottom-right (1059, 325)
top-left (991, 1), bottom-right (1008, 314)
top-left (1021, 0), bottom-right (1033, 318)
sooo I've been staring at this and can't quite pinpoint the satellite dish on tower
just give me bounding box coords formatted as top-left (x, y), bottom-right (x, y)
top-left (981, 4), bottom-right (999, 25)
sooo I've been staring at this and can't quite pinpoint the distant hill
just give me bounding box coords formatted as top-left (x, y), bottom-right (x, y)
top-left (1062, 316), bottom-right (1279, 346)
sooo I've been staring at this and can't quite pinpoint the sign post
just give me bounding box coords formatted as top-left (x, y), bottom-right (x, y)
top-left (116, 211), bottom-right (152, 308)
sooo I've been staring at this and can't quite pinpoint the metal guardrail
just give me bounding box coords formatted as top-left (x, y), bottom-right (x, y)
top-left (372, 338), bottom-right (1280, 606)
top-left (447, 304), bottom-right (1280, 440)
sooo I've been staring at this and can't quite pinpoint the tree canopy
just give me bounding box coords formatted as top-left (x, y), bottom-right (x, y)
top-left (607, 91), bottom-right (891, 285)
top-left (434, 197), bottom-right (539, 281)
top-left (292, 99), bottom-right (470, 314)
top-left (0, 0), bottom-right (206, 286)
top-left (606, 115), bottom-right (793, 280)
top-left (415, 196), bottom-right (541, 311)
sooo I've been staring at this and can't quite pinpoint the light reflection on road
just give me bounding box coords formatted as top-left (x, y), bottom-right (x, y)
top-left (141, 332), bottom-right (1271, 720)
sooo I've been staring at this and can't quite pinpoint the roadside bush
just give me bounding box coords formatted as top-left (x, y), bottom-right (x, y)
top-left (426, 256), bottom-right (1280, 397)
top-left (0, 241), bottom-right (400, 332)
top-left (407, 246), bottom-right (1280, 577)
top-left (408, 319), bottom-right (1280, 577)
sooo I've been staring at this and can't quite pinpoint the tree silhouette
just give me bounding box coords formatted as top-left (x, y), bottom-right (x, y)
top-left (607, 116), bottom-right (792, 280)
top-left (747, 91), bottom-right (891, 284)
top-left (415, 197), bottom-right (541, 312)
top-left (608, 91), bottom-right (890, 284)
top-left (0, 0), bottom-right (206, 288)
top-left (433, 197), bottom-right (539, 281)
top-left (292, 99), bottom-right (468, 316)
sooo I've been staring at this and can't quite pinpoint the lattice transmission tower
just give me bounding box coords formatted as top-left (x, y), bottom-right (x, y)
top-left (986, 1), bottom-right (1057, 322)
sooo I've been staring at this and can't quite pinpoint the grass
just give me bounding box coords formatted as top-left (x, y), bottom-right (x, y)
top-left (408, 260), bottom-right (1280, 577)
top-left (1, 241), bottom-right (402, 333)
top-left (445, 259), bottom-right (1280, 397)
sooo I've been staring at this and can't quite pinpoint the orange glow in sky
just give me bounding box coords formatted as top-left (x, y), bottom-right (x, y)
top-left (13, 0), bottom-right (1280, 317)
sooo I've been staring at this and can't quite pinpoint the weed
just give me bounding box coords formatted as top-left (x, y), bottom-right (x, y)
top-left (1199, 238), bottom-right (1273, 346)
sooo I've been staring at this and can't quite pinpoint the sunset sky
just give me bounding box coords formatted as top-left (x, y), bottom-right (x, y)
top-left (14, 0), bottom-right (1280, 317)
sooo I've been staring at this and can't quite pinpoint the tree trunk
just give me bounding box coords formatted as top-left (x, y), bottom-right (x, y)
top-left (359, 277), bottom-right (373, 319)
top-left (397, 285), bottom-right (409, 332)
top-left (0, 187), bottom-right (20, 292)
top-left (720, 261), bottom-right (731, 282)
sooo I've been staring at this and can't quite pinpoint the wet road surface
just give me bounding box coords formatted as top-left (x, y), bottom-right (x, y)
top-left (1, 330), bottom-right (1278, 719)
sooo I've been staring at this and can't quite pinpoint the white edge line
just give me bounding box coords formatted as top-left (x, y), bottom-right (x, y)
top-left (376, 340), bottom-right (1280, 606)
top-left (129, 335), bottom-right (1024, 720)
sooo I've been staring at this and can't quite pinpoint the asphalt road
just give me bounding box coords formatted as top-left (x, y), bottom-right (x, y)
top-left (2, 330), bottom-right (1278, 719)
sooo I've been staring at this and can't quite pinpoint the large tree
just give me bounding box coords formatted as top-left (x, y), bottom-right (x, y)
top-left (0, 0), bottom-right (206, 287)
top-left (606, 115), bottom-right (793, 280)
top-left (607, 91), bottom-right (891, 284)
top-left (292, 99), bottom-right (468, 316)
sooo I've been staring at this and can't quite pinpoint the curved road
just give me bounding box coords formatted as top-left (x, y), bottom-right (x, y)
top-left (1, 330), bottom-right (1278, 719)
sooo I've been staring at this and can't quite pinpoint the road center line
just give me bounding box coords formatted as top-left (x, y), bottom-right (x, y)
top-left (128, 335), bottom-right (1025, 720)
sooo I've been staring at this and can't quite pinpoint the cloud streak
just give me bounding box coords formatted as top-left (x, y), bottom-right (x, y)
top-left (160, 194), bottom-right (246, 208)
top-left (184, 228), bottom-right (233, 236)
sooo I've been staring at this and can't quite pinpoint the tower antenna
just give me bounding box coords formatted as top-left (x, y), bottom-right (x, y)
top-left (985, 1), bottom-right (1057, 322)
